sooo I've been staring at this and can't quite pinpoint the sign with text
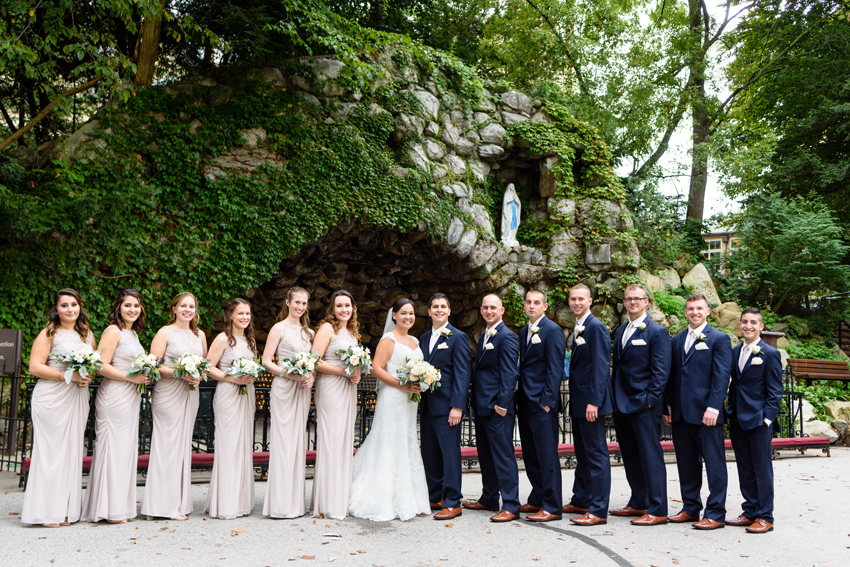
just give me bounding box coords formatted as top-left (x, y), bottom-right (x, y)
top-left (0, 329), bottom-right (23, 375)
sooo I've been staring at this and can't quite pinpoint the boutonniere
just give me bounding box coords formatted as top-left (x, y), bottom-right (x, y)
top-left (574, 336), bottom-right (585, 346)
top-left (751, 357), bottom-right (763, 365)
top-left (531, 335), bottom-right (542, 345)
top-left (487, 328), bottom-right (498, 338)
top-left (634, 321), bottom-right (646, 331)
top-left (439, 328), bottom-right (453, 338)
top-left (695, 332), bottom-right (706, 342)
top-left (631, 339), bottom-right (646, 346)
top-left (484, 343), bottom-right (495, 351)
top-left (694, 342), bottom-right (709, 351)
top-left (437, 342), bottom-right (449, 350)
top-left (574, 324), bottom-right (585, 335)
top-left (750, 345), bottom-right (763, 356)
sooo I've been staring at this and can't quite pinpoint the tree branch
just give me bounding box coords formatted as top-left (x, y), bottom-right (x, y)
top-left (0, 104), bottom-right (17, 134)
top-left (523, 0), bottom-right (588, 96)
top-left (0, 76), bottom-right (103, 154)
top-left (631, 86), bottom-right (690, 179)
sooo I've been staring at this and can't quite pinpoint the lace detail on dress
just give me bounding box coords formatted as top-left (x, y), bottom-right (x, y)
top-left (109, 326), bottom-right (145, 374)
top-left (323, 328), bottom-right (357, 369)
top-left (163, 328), bottom-right (204, 366)
top-left (276, 324), bottom-right (314, 362)
top-left (46, 329), bottom-right (93, 371)
top-left (219, 336), bottom-right (255, 376)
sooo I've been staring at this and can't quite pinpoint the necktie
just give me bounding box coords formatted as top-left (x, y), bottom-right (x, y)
top-left (685, 329), bottom-right (696, 353)
top-left (622, 322), bottom-right (635, 348)
top-left (739, 344), bottom-right (750, 373)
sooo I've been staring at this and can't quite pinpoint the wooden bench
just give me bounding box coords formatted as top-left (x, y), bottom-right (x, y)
top-left (788, 358), bottom-right (850, 384)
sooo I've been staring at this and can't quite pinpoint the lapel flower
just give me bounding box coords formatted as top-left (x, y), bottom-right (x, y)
top-left (439, 327), bottom-right (453, 338)
top-left (634, 321), bottom-right (646, 331)
top-left (750, 344), bottom-right (763, 356)
top-left (695, 331), bottom-right (706, 341)
top-left (487, 328), bottom-right (498, 338)
top-left (574, 324), bottom-right (585, 335)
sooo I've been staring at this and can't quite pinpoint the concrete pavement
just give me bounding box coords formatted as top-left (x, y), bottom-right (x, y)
top-left (1, 448), bottom-right (847, 566)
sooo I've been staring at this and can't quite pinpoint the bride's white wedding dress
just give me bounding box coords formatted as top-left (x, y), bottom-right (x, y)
top-left (349, 333), bottom-right (430, 521)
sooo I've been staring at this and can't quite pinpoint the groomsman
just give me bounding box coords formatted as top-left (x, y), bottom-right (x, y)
top-left (610, 284), bottom-right (671, 526)
top-left (725, 308), bottom-right (783, 534)
top-left (563, 283), bottom-right (613, 527)
top-left (663, 293), bottom-right (732, 530)
top-left (420, 293), bottom-right (472, 520)
top-left (517, 290), bottom-right (566, 522)
top-left (462, 294), bottom-right (521, 522)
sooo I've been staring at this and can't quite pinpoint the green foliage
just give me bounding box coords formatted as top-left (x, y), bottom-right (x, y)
top-left (795, 381), bottom-right (850, 422)
top-left (0, 78), bottom-right (456, 365)
top-left (504, 284), bottom-right (528, 328)
top-left (785, 339), bottom-right (842, 362)
top-left (653, 290), bottom-right (685, 319)
top-left (719, 192), bottom-right (850, 313)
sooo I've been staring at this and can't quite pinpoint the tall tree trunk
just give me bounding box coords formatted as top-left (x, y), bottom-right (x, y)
top-left (134, 0), bottom-right (168, 87)
top-left (685, 0), bottom-right (710, 226)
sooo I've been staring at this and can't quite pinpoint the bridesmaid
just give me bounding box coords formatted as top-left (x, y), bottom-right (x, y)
top-left (141, 292), bottom-right (207, 520)
top-left (205, 298), bottom-right (257, 519)
top-left (82, 288), bottom-right (150, 523)
top-left (310, 290), bottom-right (362, 520)
top-left (261, 287), bottom-right (315, 518)
top-left (21, 289), bottom-right (97, 527)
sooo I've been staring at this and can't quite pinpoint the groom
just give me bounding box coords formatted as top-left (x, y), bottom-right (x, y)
top-left (420, 293), bottom-right (472, 520)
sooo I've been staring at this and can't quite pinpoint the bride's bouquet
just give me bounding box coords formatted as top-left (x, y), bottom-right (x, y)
top-left (336, 344), bottom-right (372, 377)
top-left (127, 352), bottom-right (163, 393)
top-left (228, 357), bottom-right (266, 395)
top-left (280, 351), bottom-right (323, 377)
top-left (170, 353), bottom-right (211, 391)
top-left (396, 358), bottom-right (441, 402)
top-left (50, 349), bottom-right (102, 386)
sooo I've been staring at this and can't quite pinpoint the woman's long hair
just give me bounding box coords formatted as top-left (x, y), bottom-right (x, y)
top-left (107, 288), bottom-right (146, 334)
top-left (45, 288), bottom-right (90, 342)
top-left (223, 298), bottom-right (257, 356)
top-left (277, 286), bottom-right (313, 342)
top-left (319, 290), bottom-right (361, 341)
top-left (166, 292), bottom-right (200, 336)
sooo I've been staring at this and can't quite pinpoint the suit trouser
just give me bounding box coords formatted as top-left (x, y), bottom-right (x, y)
top-left (671, 420), bottom-right (727, 521)
top-left (420, 410), bottom-right (463, 508)
top-left (730, 419), bottom-right (775, 523)
top-left (612, 407), bottom-right (668, 516)
top-left (570, 415), bottom-right (612, 518)
top-left (516, 396), bottom-right (563, 514)
top-left (474, 410), bottom-right (520, 513)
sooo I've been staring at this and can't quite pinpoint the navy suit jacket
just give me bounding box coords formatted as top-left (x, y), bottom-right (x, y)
top-left (726, 340), bottom-right (784, 430)
top-left (611, 317), bottom-right (671, 414)
top-left (666, 324), bottom-right (733, 425)
top-left (568, 313), bottom-right (613, 416)
top-left (473, 321), bottom-right (520, 416)
top-left (420, 323), bottom-right (472, 416)
top-left (519, 315), bottom-right (566, 413)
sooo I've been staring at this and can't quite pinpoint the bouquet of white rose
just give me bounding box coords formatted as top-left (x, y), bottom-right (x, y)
top-left (127, 352), bottom-right (163, 393)
top-left (50, 349), bottom-right (102, 386)
top-left (396, 358), bottom-right (442, 402)
top-left (170, 353), bottom-right (211, 391)
top-left (228, 357), bottom-right (266, 395)
top-left (280, 351), bottom-right (324, 377)
top-left (336, 344), bottom-right (372, 377)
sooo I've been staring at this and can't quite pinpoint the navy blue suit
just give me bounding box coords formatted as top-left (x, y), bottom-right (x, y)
top-left (517, 315), bottom-right (566, 515)
top-left (420, 323), bottom-right (472, 508)
top-left (472, 321), bottom-right (520, 513)
top-left (726, 339), bottom-right (783, 524)
top-left (611, 317), bottom-right (671, 516)
top-left (666, 324), bottom-right (732, 521)
top-left (567, 313), bottom-right (613, 518)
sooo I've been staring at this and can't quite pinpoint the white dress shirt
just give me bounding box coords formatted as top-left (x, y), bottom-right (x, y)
top-left (430, 322), bottom-right (449, 353)
top-left (684, 321), bottom-right (709, 353)
top-left (622, 313), bottom-right (647, 348)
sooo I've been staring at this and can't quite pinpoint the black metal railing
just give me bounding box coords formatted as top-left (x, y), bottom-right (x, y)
top-left (0, 366), bottom-right (27, 474)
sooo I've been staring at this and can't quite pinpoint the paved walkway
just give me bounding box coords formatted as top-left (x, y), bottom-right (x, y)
top-left (1, 448), bottom-right (847, 566)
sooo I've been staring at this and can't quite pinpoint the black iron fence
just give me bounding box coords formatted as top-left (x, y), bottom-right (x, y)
top-left (3, 368), bottom-right (808, 485)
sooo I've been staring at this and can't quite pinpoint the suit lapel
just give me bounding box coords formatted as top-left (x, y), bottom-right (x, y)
top-left (422, 329), bottom-right (434, 363)
top-left (476, 330), bottom-right (486, 365)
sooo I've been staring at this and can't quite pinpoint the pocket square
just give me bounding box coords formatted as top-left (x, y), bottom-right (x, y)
top-left (531, 335), bottom-right (542, 345)
top-left (631, 339), bottom-right (647, 346)
top-left (694, 342), bottom-right (709, 351)
top-left (484, 343), bottom-right (494, 351)
top-left (751, 357), bottom-right (763, 365)
top-left (574, 336), bottom-right (585, 346)
top-left (438, 342), bottom-right (449, 350)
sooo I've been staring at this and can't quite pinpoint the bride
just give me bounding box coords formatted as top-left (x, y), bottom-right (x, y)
top-left (349, 298), bottom-right (431, 521)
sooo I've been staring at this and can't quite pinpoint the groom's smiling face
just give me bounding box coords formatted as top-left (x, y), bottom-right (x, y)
top-left (429, 298), bottom-right (450, 327)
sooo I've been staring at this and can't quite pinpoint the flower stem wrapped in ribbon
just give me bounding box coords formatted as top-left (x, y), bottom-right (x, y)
top-left (170, 354), bottom-right (211, 391)
top-left (50, 350), bottom-right (102, 387)
top-left (396, 358), bottom-right (442, 402)
top-left (127, 352), bottom-right (163, 393)
top-left (228, 357), bottom-right (266, 395)
top-left (280, 351), bottom-right (324, 377)
top-left (336, 344), bottom-right (372, 377)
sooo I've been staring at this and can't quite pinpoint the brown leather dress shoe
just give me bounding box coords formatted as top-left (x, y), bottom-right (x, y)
top-left (610, 506), bottom-right (647, 517)
top-left (519, 504), bottom-right (542, 513)
top-left (725, 515), bottom-right (754, 527)
top-left (429, 500), bottom-right (444, 511)
top-left (490, 510), bottom-right (518, 522)
top-left (561, 503), bottom-right (589, 514)
top-left (692, 518), bottom-right (725, 530)
top-left (668, 511), bottom-right (696, 523)
top-left (745, 519), bottom-right (774, 533)
top-left (433, 507), bottom-right (462, 520)
top-left (570, 513), bottom-right (607, 526)
top-left (630, 514), bottom-right (668, 526)
top-left (525, 510), bottom-right (562, 522)
top-left (462, 501), bottom-right (499, 512)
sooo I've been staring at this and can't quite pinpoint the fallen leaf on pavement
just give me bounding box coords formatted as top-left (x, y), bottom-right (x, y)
top-left (231, 529), bottom-right (245, 536)
top-left (301, 556), bottom-right (315, 560)
top-left (533, 558), bottom-right (541, 561)
top-left (357, 550), bottom-right (366, 554)
top-left (444, 523), bottom-right (453, 528)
